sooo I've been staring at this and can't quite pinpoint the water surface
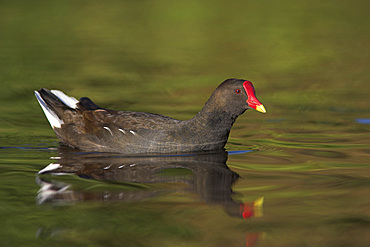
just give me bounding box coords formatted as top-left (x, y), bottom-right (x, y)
top-left (1, 0), bottom-right (369, 246)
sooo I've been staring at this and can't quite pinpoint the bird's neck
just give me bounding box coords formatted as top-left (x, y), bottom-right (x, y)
top-left (185, 95), bottom-right (240, 140)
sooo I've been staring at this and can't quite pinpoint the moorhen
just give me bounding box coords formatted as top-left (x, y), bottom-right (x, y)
top-left (35, 79), bottom-right (266, 154)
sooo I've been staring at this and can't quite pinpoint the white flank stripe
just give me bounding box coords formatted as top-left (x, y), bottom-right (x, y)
top-left (103, 165), bottom-right (112, 170)
top-left (50, 90), bottom-right (78, 109)
top-left (34, 91), bottom-right (63, 129)
top-left (129, 130), bottom-right (136, 135)
top-left (103, 127), bottom-right (113, 136)
top-left (118, 128), bottom-right (126, 134)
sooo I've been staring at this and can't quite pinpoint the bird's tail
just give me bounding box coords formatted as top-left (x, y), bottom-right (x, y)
top-left (34, 89), bottom-right (78, 129)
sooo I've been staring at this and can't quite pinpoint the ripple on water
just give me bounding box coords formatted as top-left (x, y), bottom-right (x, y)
top-left (356, 118), bottom-right (370, 124)
top-left (297, 149), bottom-right (347, 159)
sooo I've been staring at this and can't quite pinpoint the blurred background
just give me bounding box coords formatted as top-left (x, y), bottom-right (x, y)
top-left (0, 0), bottom-right (369, 246)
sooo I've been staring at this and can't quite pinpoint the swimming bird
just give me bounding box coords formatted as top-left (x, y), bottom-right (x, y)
top-left (35, 79), bottom-right (266, 154)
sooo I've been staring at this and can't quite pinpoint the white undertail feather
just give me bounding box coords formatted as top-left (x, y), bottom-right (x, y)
top-left (34, 89), bottom-right (78, 129)
top-left (50, 90), bottom-right (78, 109)
top-left (34, 91), bottom-right (63, 129)
top-left (38, 163), bottom-right (62, 174)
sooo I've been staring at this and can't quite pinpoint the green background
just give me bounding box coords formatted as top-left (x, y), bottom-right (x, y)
top-left (0, 0), bottom-right (369, 246)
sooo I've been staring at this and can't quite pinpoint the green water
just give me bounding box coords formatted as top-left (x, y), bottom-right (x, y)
top-left (1, 0), bottom-right (370, 246)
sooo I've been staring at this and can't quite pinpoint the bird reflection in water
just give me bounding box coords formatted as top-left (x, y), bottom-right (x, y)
top-left (36, 147), bottom-right (264, 245)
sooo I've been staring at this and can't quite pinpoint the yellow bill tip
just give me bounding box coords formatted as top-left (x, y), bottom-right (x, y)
top-left (255, 104), bottom-right (266, 113)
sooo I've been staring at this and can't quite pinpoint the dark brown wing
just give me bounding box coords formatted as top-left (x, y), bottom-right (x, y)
top-left (74, 97), bottom-right (181, 135)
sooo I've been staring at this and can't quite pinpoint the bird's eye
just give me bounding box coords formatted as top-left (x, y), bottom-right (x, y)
top-left (235, 89), bottom-right (241, 94)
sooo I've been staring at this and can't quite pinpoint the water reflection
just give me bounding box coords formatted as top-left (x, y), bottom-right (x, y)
top-left (36, 147), bottom-right (263, 219)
